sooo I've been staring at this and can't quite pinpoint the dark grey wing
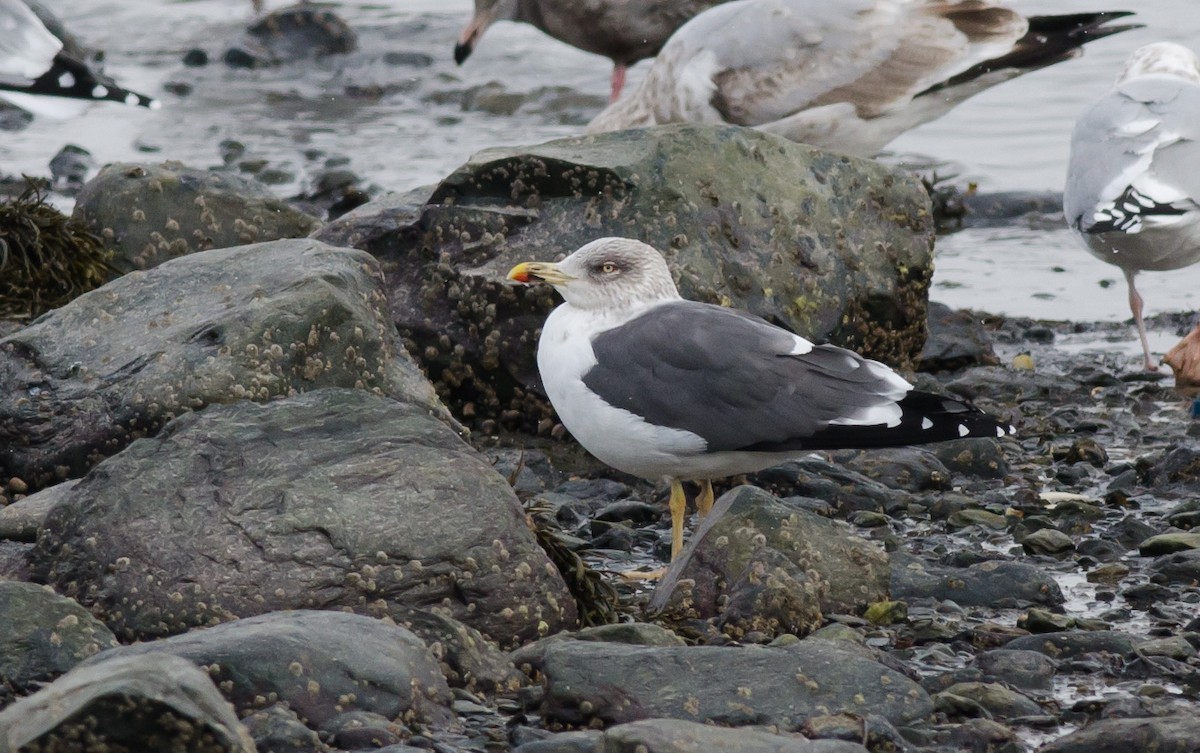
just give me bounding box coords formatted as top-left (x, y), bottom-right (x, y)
top-left (582, 300), bottom-right (1008, 453)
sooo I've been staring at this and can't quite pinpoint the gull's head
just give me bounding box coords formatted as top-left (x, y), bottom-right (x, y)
top-left (1117, 42), bottom-right (1200, 85)
top-left (455, 0), bottom-right (517, 65)
top-left (507, 237), bottom-right (682, 311)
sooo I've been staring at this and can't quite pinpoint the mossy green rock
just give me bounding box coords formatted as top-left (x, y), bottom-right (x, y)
top-left (316, 124), bottom-right (934, 430)
top-left (0, 238), bottom-right (448, 493)
top-left (73, 161), bottom-right (321, 273)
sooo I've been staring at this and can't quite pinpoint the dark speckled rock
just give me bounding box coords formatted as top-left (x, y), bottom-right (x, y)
top-left (890, 553), bottom-right (1064, 607)
top-left (31, 389), bottom-right (576, 647)
top-left (0, 238), bottom-right (448, 494)
top-left (538, 640), bottom-right (932, 730)
top-left (0, 581), bottom-right (118, 704)
top-left (1040, 716), bottom-right (1200, 753)
top-left (0, 652), bottom-right (254, 752)
top-left (649, 486), bottom-right (889, 640)
top-left (315, 124), bottom-right (935, 430)
top-left (73, 161), bottom-right (320, 273)
top-left (596, 719), bottom-right (870, 753)
top-left (82, 610), bottom-right (453, 730)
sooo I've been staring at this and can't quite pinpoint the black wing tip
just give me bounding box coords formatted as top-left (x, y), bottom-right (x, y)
top-left (11, 53), bottom-right (160, 110)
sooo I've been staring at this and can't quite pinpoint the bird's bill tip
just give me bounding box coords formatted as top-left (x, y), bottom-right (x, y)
top-left (506, 261), bottom-right (571, 285)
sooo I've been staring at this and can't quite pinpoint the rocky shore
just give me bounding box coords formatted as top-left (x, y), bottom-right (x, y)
top-left (2, 115), bottom-right (1199, 753)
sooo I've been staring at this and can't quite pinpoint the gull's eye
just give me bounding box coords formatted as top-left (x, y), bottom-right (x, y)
top-left (599, 261), bottom-right (618, 274)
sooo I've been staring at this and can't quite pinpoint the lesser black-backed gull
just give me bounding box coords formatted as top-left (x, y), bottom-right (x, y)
top-left (508, 238), bottom-right (1014, 561)
top-left (586, 0), bottom-right (1139, 156)
top-left (1064, 42), bottom-right (1200, 383)
top-left (0, 0), bottom-right (159, 118)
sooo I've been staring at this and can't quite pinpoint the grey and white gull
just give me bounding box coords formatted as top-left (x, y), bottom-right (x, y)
top-left (454, 0), bottom-right (731, 102)
top-left (507, 238), bottom-right (1013, 562)
top-left (587, 0), bottom-right (1138, 156)
top-left (1064, 42), bottom-right (1200, 383)
top-left (0, 0), bottom-right (158, 118)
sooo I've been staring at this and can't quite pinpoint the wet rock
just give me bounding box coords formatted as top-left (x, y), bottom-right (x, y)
top-left (936, 717), bottom-right (1021, 753)
top-left (0, 653), bottom-right (254, 752)
top-left (1019, 608), bottom-right (1074, 633)
top-left (84, 610), bottom-right (453, 729)
top-left (0, 479), bottom-right (76, 542)
top-left (31, 389), bottom-right (576, 646)
top-left (749, 457), bottom-right (911, 515)
top-left (946, 508), bottom-right (1008, 530)
top-left (650, 486), bottom-right (890, 640)
top-left (73, 161), bottom-right (320, 273)
top-left (833, 447), bottom-right (952, 492)
top-left (48, 144), bottom-right (95, 194)
top-left (973, 649), bottom-right (1055, 691)
top-left (800, 713), bottom-right (910, 752)
top-left (1022, 528), bottom-right (1076, 556)
top-left (1138, 532), bottom-right (1200, 556)
top-left (919, 302), bottom-right (998, 371)
top-left (512, 623), bottom-right (687, 676)
top-left (0, 581), bottom-right (118, 703)
top-left (927, 437), bottom-right (1011, 479)
top-left (322, 709), bottom-right (408, 748)
top-left (1141, 444), bottom-right (1200, 493)
top-left (597, 718), bottom-right (869, 753)
top-left (225, 6), bottom-right (357, 67)
top-left (513, 729), bottom-right (601, 753)
top-left (242, 704), bottom-right (329, 753)
top-left (1086, 562), bottom-right (1130, 585)
top-left (1136, 636), bottom-right (1196, 660)
top-left (935, 682), bottom-right (1043, 719)
top-left (315, 124), bottom-right (936, 429)
top-left (1040, 715), bottom-right (1200, 753)
top-left (539, 640), bottom-right (933, 730)
top-left (388, 607), bottom-right (524, 695)
top-left (1002, 630), bottom-right (1134, 659)
top-left (0, 541), bottom-right (31, 580)
top-left (0, 238), bottom-right (447, 493)
top-left (1150, 549), bottom-right (1200, 584)
top-left (890, 553), bottom-right (1065, 607)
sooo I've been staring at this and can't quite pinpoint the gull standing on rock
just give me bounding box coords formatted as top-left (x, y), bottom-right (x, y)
top-left (0, 0), bottom-right (158, 117)
top-left (507, 238), bottom-right (1014, 563)
top-left (587, 0), bottom-right (1138, 156)
top-left (1064, 42), bottom-right (1200, 384)
top-left (453, 0), bottom-right (730, 102)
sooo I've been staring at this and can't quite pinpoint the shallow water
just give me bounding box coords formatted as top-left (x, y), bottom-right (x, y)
top-left (1, 0), bottom-right (1197, 333)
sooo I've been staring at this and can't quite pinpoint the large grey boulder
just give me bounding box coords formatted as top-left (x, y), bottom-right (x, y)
top-left (649, 486), bottom-right (890, 640)
top-left (73, 161), bottom-right (321, 273)
top-left (83, 611), bottom-right (454, 730)
top-left (315, 124), bottom-right (935, 430)
top-left (0, 238), bottom-right (448, 493)
top-left (31, 389), bottom-right (577, 647)
top-left (0, 653), bottom-right (254, 753)
top-left (538, 640), bottom-right (932, 730)
top-left (594, 719), bottom-right (869, 753)
top-left (1040, 716), bottom-right (1200, 753)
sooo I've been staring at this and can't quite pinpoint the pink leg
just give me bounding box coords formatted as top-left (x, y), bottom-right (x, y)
top-left (1124, 269), bottom-right (1157, 371)
top-left (610, 64), bottom-right (627, 103)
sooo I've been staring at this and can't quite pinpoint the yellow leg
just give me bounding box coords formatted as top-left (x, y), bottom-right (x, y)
top-left (669, 478), bottom-right (687, 562)
top-left (696, 480), bottom-right (714, 518)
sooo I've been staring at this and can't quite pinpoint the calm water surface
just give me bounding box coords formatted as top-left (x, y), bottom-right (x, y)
top-left (1, 0), bottom-right (1196, 336)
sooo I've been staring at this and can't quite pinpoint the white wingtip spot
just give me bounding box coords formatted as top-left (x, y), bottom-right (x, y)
top-left (58, 72), bottom-right (75, 88)
top-left (148, 98), bottom-right (162, 110)
top-left (788, 335), bottom-right (813, 355)
top-left (996, 426), bottom-right (1005, 437)
top-left (921, 417), bottom-right (933, 430)
top-left (124, 93), bottom-right (139, 106)
top-left (92, 84), bottom-right (108, 98)
top-left (958, 424), bottom-right (970, 437)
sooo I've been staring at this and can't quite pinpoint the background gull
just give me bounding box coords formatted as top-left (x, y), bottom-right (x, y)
top-left (587, 0), bottom-right (1138, 156)
top-left (1064, 41), bottom-right (1200, 383)
top-left (454, 0), bottom-right (731, 102)
top-left (507, 238), bottom-right (1013, 562)
top-left (0, 0), bottom-right (158, 118)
